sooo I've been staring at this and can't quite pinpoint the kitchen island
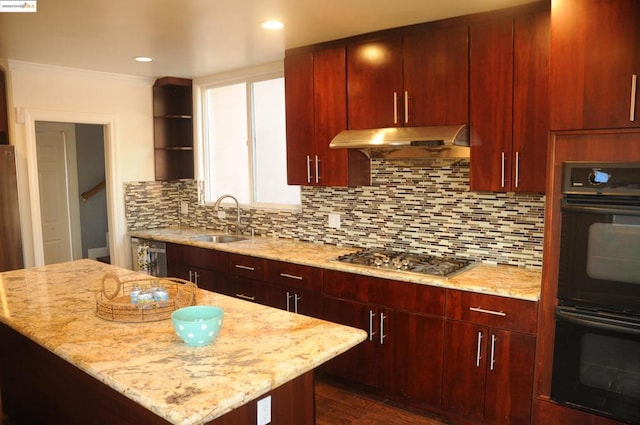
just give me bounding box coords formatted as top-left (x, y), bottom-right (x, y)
top-left (0, 260), bottom-right (367, 425)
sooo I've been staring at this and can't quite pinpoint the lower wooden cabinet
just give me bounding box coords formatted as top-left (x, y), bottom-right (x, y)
top-left (166, 243), bottom-right (228, 292)
top-left (321, 270), bottom-right (445, 409)
top-left (442, 290), bottom-right (537, 425)
top-left (267, 260), bottom-right (322, 317)
top-left (220, 254), bottom-right (269, 305)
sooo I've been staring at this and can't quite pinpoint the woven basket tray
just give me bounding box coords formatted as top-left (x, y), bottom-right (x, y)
top-left (95, 273), bottom-right (197, 322)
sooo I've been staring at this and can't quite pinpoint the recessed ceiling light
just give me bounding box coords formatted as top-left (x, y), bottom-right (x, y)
top-left (134, 56), bottom-right (153, 63)
top-left (261, 20), bottom-right (284, 30)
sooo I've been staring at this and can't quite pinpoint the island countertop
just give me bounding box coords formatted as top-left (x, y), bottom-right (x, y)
top-left (0, 259), bottom-right (367, 425)
top-left (130, 227), bottom-right (542, 301)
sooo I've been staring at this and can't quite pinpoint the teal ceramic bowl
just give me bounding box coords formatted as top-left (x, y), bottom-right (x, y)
top-left (171, 306), bottom-right (224, 347)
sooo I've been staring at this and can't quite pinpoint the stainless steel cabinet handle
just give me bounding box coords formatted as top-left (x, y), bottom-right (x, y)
top-left (306, 155), bottom-right (312, 184)
top-left (294, 294), bottom-right (301, 314)
top-left (501, 151), bottom-right (506, 188)
top-left (368, 310), bottom-right (376, 342)
top-left (490, 334), bottom-right (497, 371)
top-left (235, 293), bottom-right (255, 301)
top-left (280, 273), bottom-right (303, 281)
top-left (469, 306), bottom-right (507, 317)
top-left (286, 292), bottom-right (293, 312)
top-left (314, 155), bottom-right (320, 183)
top-left (234, 264), bottom-right (255, 271)
top-left (476, 331), bottom-right (483, 368)
top-left (631, 74), bottom-right (637, 122)
top-left (514, 151), bottom-right (520, 188)
top-left (404, 91), bottom-right (409, 124)
top-left (379, 312), bottom-right (387, 344)
top-left (393, 92), bottom-right (399, 124)
top-left (188, 270), bottom-right (200, 284)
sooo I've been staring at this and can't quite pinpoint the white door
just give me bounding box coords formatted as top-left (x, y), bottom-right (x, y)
top-left (36, 131), bottom-right (73, 264)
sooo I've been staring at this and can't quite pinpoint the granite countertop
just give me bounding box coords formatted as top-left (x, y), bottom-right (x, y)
top-left (130, 227), bottom-right (542, 301)
top-left (0, 260), bottom-right (367, 425)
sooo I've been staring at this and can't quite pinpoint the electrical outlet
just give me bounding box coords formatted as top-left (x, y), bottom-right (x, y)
top-left (257, 395), bottom-right (271, 425)
top-left (328, 213), bottom-right (341, 229)
top-left (217, 210), bottom-right (226, 219)
top-left (180, 202), bottom-right (188, 216)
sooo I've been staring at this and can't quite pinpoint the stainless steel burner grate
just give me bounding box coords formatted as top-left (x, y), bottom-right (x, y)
top-left (335, 249), bottom-right (474, 278)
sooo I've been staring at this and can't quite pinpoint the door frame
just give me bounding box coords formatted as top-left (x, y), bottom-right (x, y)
top-left (24, 109), bottom-right (119, 267)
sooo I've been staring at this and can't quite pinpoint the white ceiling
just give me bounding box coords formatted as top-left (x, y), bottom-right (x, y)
top-left (0, 0), bottom-right (536, 79)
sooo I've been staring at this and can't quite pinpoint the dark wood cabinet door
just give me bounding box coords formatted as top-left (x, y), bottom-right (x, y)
top-left (321, 296), bottom-right (379, 388)
top-left (550, 0), bottom-right (640, 130)
top-left (403, 24), bottom-right (469, 127)
top-left (442, 320), bottom-right (487, 422)
top-left (268, 285), bottom-right (321, 318)
top-left (513, 9), bottom-right (549, 193)
top-left (347, 37), bottom-right (403, 130)
top-left (284, 52), bottom-right (315, 185)
top-left (469, 16), bottom-right (514, 192)
top-left (484, 329), bottom-right (536, 425)
top-left (382, 310), bottom-right (444, 408)
top-left (313, 47), bottom-right (349, 187)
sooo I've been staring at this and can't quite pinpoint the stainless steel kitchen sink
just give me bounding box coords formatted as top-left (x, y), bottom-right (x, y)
top-left (190, 234), bottom-right (247, 243)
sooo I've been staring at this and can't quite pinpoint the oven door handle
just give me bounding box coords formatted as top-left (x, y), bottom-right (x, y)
top-left (556, 309), bottom-right (640, 336)
top-left (561, 203), bottom-right (640, 216)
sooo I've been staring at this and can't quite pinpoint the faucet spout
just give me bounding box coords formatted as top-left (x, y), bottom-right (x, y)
top-left (213, 194), bottom-right (242, 234)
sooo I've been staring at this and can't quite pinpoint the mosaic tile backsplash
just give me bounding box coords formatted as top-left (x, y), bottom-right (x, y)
top-left (125, 161), bottom-right (545, 268)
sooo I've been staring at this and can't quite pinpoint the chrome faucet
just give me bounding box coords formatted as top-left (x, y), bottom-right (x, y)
top-left (213, 194), bottom-right (243, 234)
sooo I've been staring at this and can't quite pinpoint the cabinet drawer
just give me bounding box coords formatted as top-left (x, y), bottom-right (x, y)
top-left (223, 276), bottom-right (268, 305)
top-left (446, 290), bottom-right (537, 334)
top-left (268, 260), bottom-right (322, 291)
top-left (166, 243), bottom-right (228, 273)
top-left (323, 269), bottom-right (444, 316)
top-left (229, 253), bottom-right (267, 281)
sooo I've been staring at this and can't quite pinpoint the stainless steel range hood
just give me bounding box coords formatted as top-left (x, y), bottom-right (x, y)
top-left (329, 124), bottom-right (469, 164)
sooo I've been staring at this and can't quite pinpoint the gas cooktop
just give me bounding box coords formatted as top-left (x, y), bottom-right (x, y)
top-left (335, 248), bottom-right (475, 278)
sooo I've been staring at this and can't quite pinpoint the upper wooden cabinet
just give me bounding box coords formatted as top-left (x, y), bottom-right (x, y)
top-left (153, 77), bottom-right (194, 181)
top-left (284, 48), bottom-right (370, 187)
top-left (550, 0), bottom-right (640, 130)
top-left (470, 5), bottom-right (549, 193)
top-left (346, 23), bottom-right (469, 130)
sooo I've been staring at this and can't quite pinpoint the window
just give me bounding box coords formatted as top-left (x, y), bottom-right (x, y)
top-left (200, 66), bottom-right (300, 209)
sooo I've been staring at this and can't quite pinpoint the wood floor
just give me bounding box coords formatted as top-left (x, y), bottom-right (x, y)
top-left (315, 377), bottom-right (451, 425)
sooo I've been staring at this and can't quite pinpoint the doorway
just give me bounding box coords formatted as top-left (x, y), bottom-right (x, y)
top-left (35, 121), bottom-right (108, 265)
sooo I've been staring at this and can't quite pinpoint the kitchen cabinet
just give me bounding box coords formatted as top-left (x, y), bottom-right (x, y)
top-left (153, 77), bottom-right (194, 181)
top-left (166, 243), bottom-right (228, 292)
top-left (221, 253), bottom-right (268, 305)
top-left (470, 5), bottom-right (549, 193)
top-left (0, 69), bottom-right (8, 145)
top-left (321, 270), bottom-right (445, 409)
top-left (442, 290), bottom-right (537, 425)
top-left (267, 260), bottom-right (322, 318)
top-left (284, 48), bottom-right (369, 187)
top-left (550, 0), bottom-right (640, 131)
top-left (346, 23), bottom-right (468, 130)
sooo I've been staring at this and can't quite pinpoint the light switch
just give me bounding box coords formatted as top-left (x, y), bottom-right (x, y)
top-left (328, 213), bottom-right (341, 229)
top-left (257, 395), bottom-right (271, 425)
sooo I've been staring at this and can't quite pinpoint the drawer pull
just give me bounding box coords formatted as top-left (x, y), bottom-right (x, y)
top-left (280, 273), bottom-right (303, 280)
top-left (469, 307), bottom-right (507, 317)
top-left (234, 264), bottom-right (255, 271)
top-left (235, 293), bottom-right (255, 301)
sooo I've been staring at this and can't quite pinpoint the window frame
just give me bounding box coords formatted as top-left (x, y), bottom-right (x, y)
top-left (193, 61), bottom-right (300, 211)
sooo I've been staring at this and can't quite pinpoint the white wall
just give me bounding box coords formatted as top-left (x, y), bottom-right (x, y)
top-left (4, 60), bottom-right (155, 269)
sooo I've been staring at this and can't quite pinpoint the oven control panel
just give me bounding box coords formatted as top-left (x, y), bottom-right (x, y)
top-left (563, 161), bottom-right (640, 195)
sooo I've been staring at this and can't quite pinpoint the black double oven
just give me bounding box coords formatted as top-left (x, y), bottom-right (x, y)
top-left (551, 162), bottom-right (640, 424)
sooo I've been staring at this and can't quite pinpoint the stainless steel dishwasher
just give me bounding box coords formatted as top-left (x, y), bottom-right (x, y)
top-left (130, 237), bottom-right (167, 277)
